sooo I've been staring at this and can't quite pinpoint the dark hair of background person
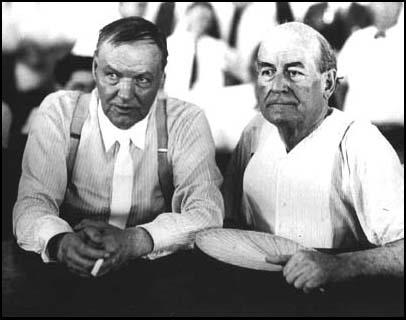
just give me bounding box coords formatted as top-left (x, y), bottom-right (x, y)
top-left (95, 16), bottom-right (168, 69)
top-left (155, 2), bottom-right (176, 38)
top-left (54, 54), bottom-right (93, 87)
top-left (276, 2), bottom-right (295, 24)
top-left (186, 2), bottom-right (221, 39)
top-left (303, 2), bottom-right (373, 51)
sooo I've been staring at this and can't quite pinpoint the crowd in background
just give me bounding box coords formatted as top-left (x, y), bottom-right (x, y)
top-left (2, 2), bottom-right (404, 237)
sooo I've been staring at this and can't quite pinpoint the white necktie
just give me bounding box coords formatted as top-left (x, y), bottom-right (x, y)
top-left (109, 137), bottom-right (134, 229)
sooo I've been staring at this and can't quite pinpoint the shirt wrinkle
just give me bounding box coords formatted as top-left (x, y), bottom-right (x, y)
top-left (13, 89), bottom-right (223, 262)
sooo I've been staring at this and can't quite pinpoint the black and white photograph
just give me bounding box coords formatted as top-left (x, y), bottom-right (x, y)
top-left (2, 2), bottom-right (404, 317)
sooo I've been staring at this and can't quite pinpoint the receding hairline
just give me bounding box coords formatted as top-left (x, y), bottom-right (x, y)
top-left (95, 37), bottom-right (161, 54)
top-left (94, 17), bottom-right (168, 69)
top-left (258, 22), bottom-right (335, 73)
top-left (260, 22), bottom-right (322, 52)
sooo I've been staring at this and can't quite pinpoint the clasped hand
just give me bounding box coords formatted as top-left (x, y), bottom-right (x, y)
top-left (57, 220), bottom-right (134, 277)
top-left (266, 250), bottom-right (345, 294)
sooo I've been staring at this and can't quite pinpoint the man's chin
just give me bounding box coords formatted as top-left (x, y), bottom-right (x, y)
top-left (108, 111), bottom-right (148, 129)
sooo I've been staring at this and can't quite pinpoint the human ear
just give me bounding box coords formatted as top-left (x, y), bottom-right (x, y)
top-left (322, 69), bottom-right (336, 100)
top-left (159, 72), bottom-right (166, 90)
top-left (92, 57), bottom-right (98, 81)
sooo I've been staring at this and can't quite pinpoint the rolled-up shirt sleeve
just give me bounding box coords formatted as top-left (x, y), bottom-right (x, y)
top-left (344, 121), bottom-right (404, 246)
top-left (139, 109), bottom-right (224, 258)
top-left (13, 92), bottom-right (73, 262)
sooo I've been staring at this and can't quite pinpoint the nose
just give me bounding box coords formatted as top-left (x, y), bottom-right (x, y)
top-left (117, 78), bottom-right (134, 100)
top-left (269, 72), bottom-right (289, 93)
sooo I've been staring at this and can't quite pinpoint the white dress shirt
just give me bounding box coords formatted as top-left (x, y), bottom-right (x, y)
top-left (225, 109), bottom-right (404, 249)
top-left (98, 99), bottom-right (150, 229)
top-left (13, 89), bottom-right (224, 262)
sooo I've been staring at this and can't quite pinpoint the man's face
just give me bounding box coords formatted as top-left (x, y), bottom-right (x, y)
top-left (256, 31), bottom-right (326, 129)
top-left (93, 39), bottom-right (164, 129)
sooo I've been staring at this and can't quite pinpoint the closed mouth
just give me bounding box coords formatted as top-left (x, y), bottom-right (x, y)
top-left (267, 102), bottom-right (297, 107)
top-left (113, 105), bottom-right (132, 112)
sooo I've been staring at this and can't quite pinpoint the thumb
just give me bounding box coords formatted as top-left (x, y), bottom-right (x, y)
top-left (82, 227), bottom-right (104, 246)
top-left (265, 254), bottom-right (291, 265)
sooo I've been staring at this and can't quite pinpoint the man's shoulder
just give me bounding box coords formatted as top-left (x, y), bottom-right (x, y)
top-left (233, 113), bottom-right (266, 154)
top-left (165, 96), bottom-right (205, 124)
top-left (241, 113), bottom-right (266, 137)
top-left (339, 111), bottom-right (389, 152)
top-left (38, 90), bottom-right (83, 118)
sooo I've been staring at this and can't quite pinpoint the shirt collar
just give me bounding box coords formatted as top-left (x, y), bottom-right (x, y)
top-left (97, 95), bottom-right (155, 152)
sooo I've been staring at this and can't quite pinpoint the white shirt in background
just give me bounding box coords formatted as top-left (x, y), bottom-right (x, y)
top-left (338, 24), bottom-right (404, 125)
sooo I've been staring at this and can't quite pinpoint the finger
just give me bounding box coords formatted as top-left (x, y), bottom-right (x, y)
top-left (81, 227), bottom-right (105, 249)
top-left (303, 277), bottom-right (325, 294)
top-left (283, 254), bottom-right (303, 276)
top-left (293, 272), bottom-right (312, 290)
top-left (66, 246), bottom-right (97, 270)
top-left (83, 227), bottom-right (103, 242)
top-left (285, 264), bottom-right (309, 284)
top-left (73, 219), bottom-right (93, 231)
top-left (63, 251), bottom-right (94, 278)
top-left (74, 219), bottom-right (108, 231)
top-left (303, 286), bottom-right (313, 294)
top-left (76, 241), bottom-right (111, 260)
top-left (96, 254), bottom-right (120, 277)
top-left (265, 254), bottom-right (291, 266)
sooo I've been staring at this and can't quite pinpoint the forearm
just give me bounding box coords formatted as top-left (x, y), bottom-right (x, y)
top-left (337, 239), bottom-right (404, 280)
top-left (124, 227), bottom-right (154, 259)
top-left (14, 205), bottom-right (73, 261)
top-left (139, 197), bottom-right (223, 255)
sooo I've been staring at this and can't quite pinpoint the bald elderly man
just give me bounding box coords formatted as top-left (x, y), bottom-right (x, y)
top-left (223, 22), bottom-right (404, 293)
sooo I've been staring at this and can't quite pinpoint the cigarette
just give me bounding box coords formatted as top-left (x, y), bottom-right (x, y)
top-left (91, 258), bottom-right (104, 277)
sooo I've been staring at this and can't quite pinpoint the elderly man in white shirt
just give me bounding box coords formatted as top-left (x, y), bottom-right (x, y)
top-left (223, 22), bottom-right (403, 293)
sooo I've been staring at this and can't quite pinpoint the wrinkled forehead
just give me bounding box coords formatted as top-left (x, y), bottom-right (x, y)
top-left (98, 38), bottom-right (160, 55)
top-left (96, 40), bottom-right (163, 73)
top-left (258, 28), bottom-right (320, 68)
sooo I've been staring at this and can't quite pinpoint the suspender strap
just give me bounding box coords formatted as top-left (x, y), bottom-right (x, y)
top-left (67, 93), bottom-right (90, 183)
top-left (155, 98), bottom-right (174, 212)
top-left (66, 93), bottom-right (174, 212)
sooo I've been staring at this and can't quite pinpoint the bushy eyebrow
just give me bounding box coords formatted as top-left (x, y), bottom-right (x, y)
top-left (285, 62), bottom-right (305, 69)
top-left (256, 61), bottom-right (275, 69)
top-left (103, 64), bottom-right (121, 76)
top-left (104, 64), bottom-right (153, 78)
top-left (256, 61), bottom-right (305, 69)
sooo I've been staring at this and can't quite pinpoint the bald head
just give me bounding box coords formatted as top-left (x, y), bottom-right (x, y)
top-left (255, 22), bottom-right (338, 141)
top-left (259, 22), bottom-right (336, 74)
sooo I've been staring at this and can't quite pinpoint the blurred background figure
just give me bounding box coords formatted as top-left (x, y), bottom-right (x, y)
top-left (303, 2), bottom-right (373, 52)
top-left (119, 1), bottom-right (148, 18)
top-left (336, 2), bottom-right (404, 163)
top-left (226, 2), bottom-right (295, 84)
top-left (153, 2), bottom-right (177, 38)
top-left (55, 54), bottom-right (95, 93)
top-left (2, 2), bottom-right (74, 239)
top-left (164, 2), bottom-right (241, 102)
top-left (2, 102), bottom-right (12, 150)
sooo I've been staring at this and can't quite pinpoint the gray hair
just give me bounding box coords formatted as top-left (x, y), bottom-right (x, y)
top-left (316, 32), bottom-right (337, 74)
